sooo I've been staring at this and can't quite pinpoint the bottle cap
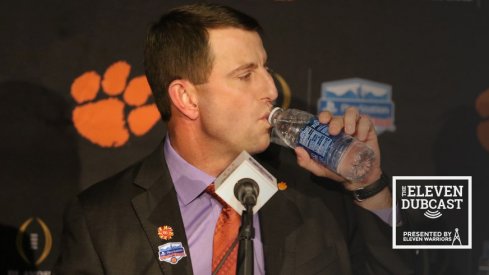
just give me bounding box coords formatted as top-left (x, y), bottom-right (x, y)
top-left (268, 107), bottom-right (283, 125)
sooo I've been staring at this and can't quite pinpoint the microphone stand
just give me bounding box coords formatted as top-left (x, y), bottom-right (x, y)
top-left (237, 204), bottom-right (254, 275)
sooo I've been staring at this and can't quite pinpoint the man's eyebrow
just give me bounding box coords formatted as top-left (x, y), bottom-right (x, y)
top-left (228, 63), bottom-right (258, 76)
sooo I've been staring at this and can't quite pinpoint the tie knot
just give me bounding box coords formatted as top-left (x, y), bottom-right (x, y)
top-left (205, 184), bottom-right (229, 208)
top-left (205, 183), bottom-right (216, 194)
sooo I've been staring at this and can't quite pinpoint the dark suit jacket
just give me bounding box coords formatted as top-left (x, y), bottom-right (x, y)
top-left (54, 142), bottom-right (415, 274)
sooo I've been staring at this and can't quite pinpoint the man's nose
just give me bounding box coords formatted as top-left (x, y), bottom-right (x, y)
top-left (264, 69), bottom-right (278, 102)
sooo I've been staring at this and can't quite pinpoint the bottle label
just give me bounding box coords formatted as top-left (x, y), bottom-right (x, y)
top-left (297, 118), bottom-right (349, 170)
top-left (298, 119), bottom-right (332, 157)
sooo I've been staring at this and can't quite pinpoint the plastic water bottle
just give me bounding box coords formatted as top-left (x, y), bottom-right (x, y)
top-left (268, 107), bottom-right (375, 182)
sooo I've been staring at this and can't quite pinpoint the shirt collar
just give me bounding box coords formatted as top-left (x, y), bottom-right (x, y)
top-left (164, 136), bottom-right (215, 206)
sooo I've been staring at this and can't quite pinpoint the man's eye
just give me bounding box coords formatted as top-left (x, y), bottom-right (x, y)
top-left (265, 66), bottom-right (274, 75)
top-left (238, 73), bottom-right (252, 81)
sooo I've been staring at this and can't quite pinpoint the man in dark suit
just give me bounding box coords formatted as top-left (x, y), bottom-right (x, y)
top-left (55, 3), bottom-right (414, 274)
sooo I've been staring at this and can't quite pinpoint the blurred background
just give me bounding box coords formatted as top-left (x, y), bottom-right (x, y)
top-left (1, 0), bottom-right (488, 274)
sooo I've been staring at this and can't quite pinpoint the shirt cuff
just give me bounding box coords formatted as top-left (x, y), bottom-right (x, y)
top-left (371, 205), bottom-right (401, 227)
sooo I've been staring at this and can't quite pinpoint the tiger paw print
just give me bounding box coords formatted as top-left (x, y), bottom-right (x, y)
top-left (476, 88), bottom-right (489, 152)
top-left (71, 61), bottom-right (161, 147)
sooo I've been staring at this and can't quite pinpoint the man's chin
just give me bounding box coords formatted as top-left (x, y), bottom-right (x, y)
top-left (248, 138), bottom-right (271, 155)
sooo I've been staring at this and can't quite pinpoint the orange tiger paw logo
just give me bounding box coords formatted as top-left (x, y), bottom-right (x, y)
top-left (71, 61), bottom-right (161, 147)
top-left (476, 88), bottom-right (489, 152)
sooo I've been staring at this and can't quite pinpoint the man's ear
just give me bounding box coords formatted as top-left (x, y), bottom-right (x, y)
top-left (167, 79), bottom-right (199, 120)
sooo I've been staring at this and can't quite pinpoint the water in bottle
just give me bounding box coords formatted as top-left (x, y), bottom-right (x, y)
top-left (268, 107), bottom-right (375, 182)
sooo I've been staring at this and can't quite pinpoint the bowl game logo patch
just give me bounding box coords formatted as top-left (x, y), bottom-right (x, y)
top-left (158, 242), bottom-right (187, 264)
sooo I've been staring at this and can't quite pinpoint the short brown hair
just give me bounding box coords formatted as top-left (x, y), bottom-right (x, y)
top-left (144, 3), bottom-right (262, 121)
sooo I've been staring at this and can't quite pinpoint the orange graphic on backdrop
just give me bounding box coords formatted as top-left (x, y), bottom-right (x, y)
top-left (71, 61), bottom-right (161, 147)
top-left (476, 88), bottom-right (489, 152)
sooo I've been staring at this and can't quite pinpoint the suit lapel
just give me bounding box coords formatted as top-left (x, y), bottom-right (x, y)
top-left (258, 153), bottom-right (304, 275)
top-left (260, 190), bottom-right (303, 274)
top-left (131, 142), bottom-right (193, 275)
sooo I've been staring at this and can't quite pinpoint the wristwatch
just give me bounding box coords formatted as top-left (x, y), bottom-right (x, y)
top-left (352, 173), bottom-right (390, 202)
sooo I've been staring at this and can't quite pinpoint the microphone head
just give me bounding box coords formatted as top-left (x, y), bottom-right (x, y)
top-left (214, 151), bottom-right (278, 215)
top-left (234, 178), bottom-right (260, 207)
